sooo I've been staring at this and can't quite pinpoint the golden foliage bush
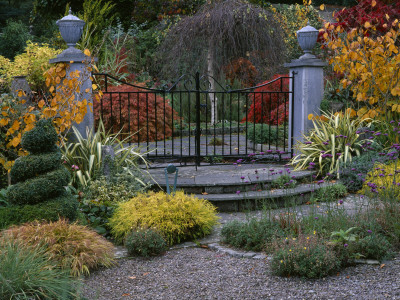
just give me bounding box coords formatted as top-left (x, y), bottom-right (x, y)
top-left (0, 219), bottom-right (115, 277)
top-left (109, 191), bottom-right (219, 245)
top-left (0, 41), bottom-right (62, 91)
top-left (361, 159), bottom-right (400, 197)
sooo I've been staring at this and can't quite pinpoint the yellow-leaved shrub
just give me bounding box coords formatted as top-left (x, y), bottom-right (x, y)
top-left (0, 41), bottom-right (62, 91)
top-left (361, 160), bottom-right (400, 198)
top-left (109, 191), bottom-right (220, 245)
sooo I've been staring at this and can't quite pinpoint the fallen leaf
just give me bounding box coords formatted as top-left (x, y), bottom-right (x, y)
top-left (380, 264), bottom-right (385, 268)
top-left (143, 272), bottom-right (150, 276)
top-left (346, 276), bottom-right (350, 279)
top-left (122, 293), bottom-right (131, 296)
top-left (202, 192), bottom-right (208, 195)
top-left (200, 245), bottom-right (209, 248)
top-left (129, 276), bottom-right (136, 279)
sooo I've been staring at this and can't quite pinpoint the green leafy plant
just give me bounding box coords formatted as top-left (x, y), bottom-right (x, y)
top-left (109, 191), bottom-right (219, 245)
top-left (1, 219), bottom-right (115, 277)
top-left (81, 169), bottom-right (149, 236)
top-left (61, 119), bottom-right (148, 188)
top-left (0, 189), bottom-right (8, 207)
top-left (0, 238), bottom-right (75, 300)
top-left (272, 174), bottom-right (297, 189)
top-left (331, 227), bottom-right (360, 245)
top-left (271, 234), bottom-right (341, 279)
top-left (355, 232), bottom-right (393, 261)
top-left (125, 228), bottom-right (167, 257)
top-left (291, 110), bottom-right (371, 177)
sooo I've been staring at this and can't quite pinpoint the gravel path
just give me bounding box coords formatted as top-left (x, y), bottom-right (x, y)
top-left (82, 247), bottom-right (400, 300)
top-left (82, 194), bottom-right (400, 299)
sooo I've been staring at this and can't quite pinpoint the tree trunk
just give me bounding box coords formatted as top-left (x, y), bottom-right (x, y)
top-left (207, 45), bottom-right (218, 124)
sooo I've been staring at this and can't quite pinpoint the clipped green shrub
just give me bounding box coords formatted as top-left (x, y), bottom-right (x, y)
top-left (314, 184), bottom-right (347, 202)
top-left (7, 167), bottom-right (70, 205)
top-left (0, 192), bottom-right (78, 230)
top-left (2, 119), bottom-right (77, 228)
top-left (272, 174), bottom-right (297, 189)
top-left (1, 219), bottom-right (115, 277)
top-left (247, 123), bottom-right (286, 145)
top-left (21, 119), bottom-right (58, 154)
top-left (271, 234), bottom-right (341, 278)
top-left (10, 151), bottom-right (62, 184)
top-left (125, 228), bottom-right (167, 257)
top-left (221, 218), bottom-right (284, 252)
top-left (109, 191), bottom-right (219, 245)
top-left (0, 238), bottom-right (75, 300)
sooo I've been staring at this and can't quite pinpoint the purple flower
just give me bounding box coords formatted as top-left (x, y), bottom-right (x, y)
top-left (317, 180), bottom-right (324, 184)
top-left (260, 152), bottom-right (264, 155)
top-left (314, 217), bottom-right (319, 220)
top-left (351, 168), bottom-right (356, 171)
top-left (240, 176), bottom-right (245, 180)
top-left (344, 244), bottom-right (348, 248)
top-left (367, 230), bottom-right (372, 234)
top-left (309, 162), bottom-right (316, 167)
top-left (339, 200), bottom-right (343, 204)
top-left (236, 190), bottom-right (241, 195)
top-left (237, 159), bottom-right (243, 163)
top-left (269, 169), bottom-right (274, 172)
top-left (304, 141), bottom-right (312, 144)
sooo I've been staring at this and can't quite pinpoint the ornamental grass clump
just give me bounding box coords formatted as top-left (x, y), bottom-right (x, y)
top-left (291, 110), bottom-right (371, 177)
top-left (1, 219), bottom-right (115, 277)
top-left (109, 191), bottom-right (219, 245)
top-left (221, 218), bottom-right (285, 252)
top-left (270, 233), bottom-right (341, 279)
top-left (0, 238), bottom-right (75, 300)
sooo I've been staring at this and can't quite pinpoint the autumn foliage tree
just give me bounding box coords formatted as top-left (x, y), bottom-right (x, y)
top-left (322, 0), bottom-right (400, 122)
top-left (242, 74), bottom-right (289, 125)
top-left (94, 84), bottom-right (179, 143)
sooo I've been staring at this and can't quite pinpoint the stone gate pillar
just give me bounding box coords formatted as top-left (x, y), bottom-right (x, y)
top-left (285, 23), bottom-right (327, 153)
top-left (49, 9), bottom-right (94, 139)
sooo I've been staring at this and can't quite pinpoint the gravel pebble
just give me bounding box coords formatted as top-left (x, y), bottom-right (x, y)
top-left (82, 248), bottom-right (400, 300)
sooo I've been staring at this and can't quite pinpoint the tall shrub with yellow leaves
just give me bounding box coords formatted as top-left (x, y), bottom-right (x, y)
top-left (0, 42), bottom-right (62, 92)
top-left (322, 9), bottom-right (400, 122)
top-left (109, 191), bottom-right (219, 245)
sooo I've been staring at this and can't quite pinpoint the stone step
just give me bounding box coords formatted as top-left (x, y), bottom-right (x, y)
top-left (151, 168), bottom-right (315, 195)
top-left (196, 182), bottom-right (331, 212)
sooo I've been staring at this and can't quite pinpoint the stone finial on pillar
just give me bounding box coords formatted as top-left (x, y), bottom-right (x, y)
top-left (285, 22), bottom-right (327, 154)
top-left (49, 8), bottom-right (94, 140)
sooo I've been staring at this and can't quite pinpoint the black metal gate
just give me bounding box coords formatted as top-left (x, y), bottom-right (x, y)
top-left (93, 72), bottom-right (293, 166)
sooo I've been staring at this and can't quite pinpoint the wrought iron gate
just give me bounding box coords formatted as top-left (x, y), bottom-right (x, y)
top-left (93, 72), bottom-right (294, 166)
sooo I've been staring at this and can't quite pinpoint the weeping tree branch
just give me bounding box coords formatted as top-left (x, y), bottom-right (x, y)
top-left (155, 0), bottom-right (287, 123)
